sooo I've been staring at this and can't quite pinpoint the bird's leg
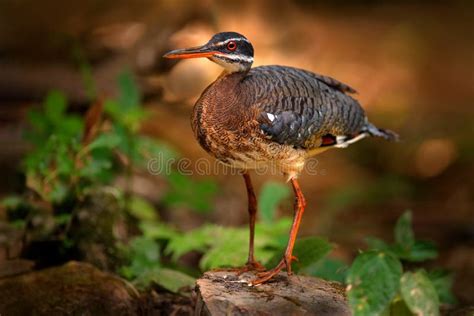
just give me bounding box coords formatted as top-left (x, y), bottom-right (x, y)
top-left (251, 177), bottom-right (306, 285)
top-left (236, 172), bottom-right (265, 274)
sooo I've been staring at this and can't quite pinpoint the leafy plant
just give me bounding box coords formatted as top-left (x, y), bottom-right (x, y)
top-left (346, 211), bottom-right (456, 316)
top-left (400, 270), bottom-right (439, 316)
top-left (1, 65), bottom-right (456, 312)
top-left (347, 251), bottom-right (403, 316)
top-left (258, 181), bottom-right (291, 223)
top-left (1, 71), bottom-right (217, 275)
top-left (119, 181), bottom-right (333, 292)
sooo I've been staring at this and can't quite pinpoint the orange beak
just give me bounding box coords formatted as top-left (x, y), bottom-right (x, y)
top-left (163, 44), bottom-right (217, 59)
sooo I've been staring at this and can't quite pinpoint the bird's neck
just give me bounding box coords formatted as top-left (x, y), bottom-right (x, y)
top-left (218, 68), bottom-right (250, 79)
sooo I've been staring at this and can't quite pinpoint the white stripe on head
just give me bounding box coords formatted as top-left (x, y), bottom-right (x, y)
top-left (213, 53), bottom-right (253, 63)
top-left (212, 37), bottom-right (250, 47)
top-left (210, 56), bottom-right (251, 73)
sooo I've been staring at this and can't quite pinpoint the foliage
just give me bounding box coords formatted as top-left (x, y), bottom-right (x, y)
top-left (346, 211), bottom-right (456, 316)
top-left (258, 181), bottom-right (291, 223)
top-left (365, 212), bottom-right (438, 262)
top-left (162, 172), bottom-right (217, 214)
top-left (427, 269), bottom-right (457, 305)
top-left (120, 180), bottom-right (332, 292)
top-left (400, 270), bottom-right (439, 316)
top-left (1, 68), bottom-right (456, 309)
top-left (1, 71), bottom-right (217, 290)
top-left (118, 234), bottom-right (195, 293)
top-left (304, 257), bottom-right (348, 283)
top-left (347, 251), bottom-right (403, 316)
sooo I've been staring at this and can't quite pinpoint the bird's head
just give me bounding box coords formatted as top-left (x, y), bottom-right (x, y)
top-left (163, 32), bottom-right (254, 73)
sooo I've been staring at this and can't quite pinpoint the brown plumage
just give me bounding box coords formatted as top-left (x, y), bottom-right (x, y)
top-left (164, 31), bottom-right (398, 285)
top-left (191, 65), bottom-right (395, 177)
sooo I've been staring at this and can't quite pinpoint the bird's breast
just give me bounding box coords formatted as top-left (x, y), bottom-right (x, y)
top-left (191, 78), bottom-right (259, 162)
top-left (191, 75), bottom-right (306, 175)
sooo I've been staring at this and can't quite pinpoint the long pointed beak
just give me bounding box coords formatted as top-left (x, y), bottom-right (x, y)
top-left (163, 44), bottom-right (217, 59)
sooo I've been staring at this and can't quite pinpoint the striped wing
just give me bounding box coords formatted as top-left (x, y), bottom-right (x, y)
top-left (242, 65), bottom-right (368, 149)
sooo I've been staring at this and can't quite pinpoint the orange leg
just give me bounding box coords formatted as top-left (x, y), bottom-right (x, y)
top-left (236, 172), bottom-right (265, 274)
top-left (251, 177), bottom-right (306, 285)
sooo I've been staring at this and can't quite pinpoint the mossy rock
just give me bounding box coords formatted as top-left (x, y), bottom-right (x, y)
top-left (0, 261), bottom-right (139, 315)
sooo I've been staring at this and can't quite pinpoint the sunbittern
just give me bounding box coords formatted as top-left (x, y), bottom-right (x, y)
top-left (164, 32), bottom-right (398, 285)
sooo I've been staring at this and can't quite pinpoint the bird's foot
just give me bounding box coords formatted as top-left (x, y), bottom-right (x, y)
top-left (250, 255), bottom-right (297, 285)
top-left (234, 260), bottom-right (266, 276)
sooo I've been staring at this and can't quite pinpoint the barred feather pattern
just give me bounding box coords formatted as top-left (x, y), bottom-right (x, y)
top-left (191, 65), bottom-right (397, 175)
top-left (241, 66), bottom-right (367, 149)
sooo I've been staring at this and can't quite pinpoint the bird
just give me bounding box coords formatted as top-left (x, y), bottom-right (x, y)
top-left (163, 31), bottom-right (398, 285)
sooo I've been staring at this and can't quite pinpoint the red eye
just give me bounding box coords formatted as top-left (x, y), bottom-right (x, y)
top-left (227, 41), bottom-right (237, 51)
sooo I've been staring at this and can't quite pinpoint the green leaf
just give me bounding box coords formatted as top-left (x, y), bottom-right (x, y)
top-left (49, 183), bottom-right (69, 204)
top-left (26, 109), bottom-right (49, 140)
top-left (78, 152), bottom-right (113, 181)
top-left (393, 240), bottom-right (438, 262)
top-left (44, 90), bottom-right (67, 123)
top-left (163, 172), bottom-right (217, 213)
top-left (255, 217), bottom-right (294, 257)
top-left (165, 225), bottom-right (214, 261)
top-left (258, 181), bottom-right (290, 223)
top-left (133, 267), bottom-right (195, 293)
top-left (121, 236), bottom-right (160, 279)
top-left (293, 237), bottom-right (332, 269)
top-left (57, 116), bottom-right (83, 138)
top-left (128, 196), bottom-right (158, 221)
top-left (150, 268), bottom-right (195, 293)
top-left (78, 58), bottom-right (97, 100)
top-left (365, 237), bottom-right (391, 252)
top-left (139, 222), bottom-right (179, 240)
top-left (162, 218), bottom-right (297, 273)
top-left (324, 185), bottom-right (366, 212)
top-left (377, 211), bottom-right (440, 263)
top-left (427, 269), bottom-right (457, 305)
top-left (303, 258), bottom-right (349, 283)
top-left (117, 70), bottom-right (140, 110)
top-left (388, 297), bottom-right (413, 316)
top-left (267, 237), bottom-right (331, 273)
top-left (55, 144), bottom-right (75, 176)
top-left (409, 241), bottom-right (438, 261)
top-left (86, 133), bottom-right (121, 152)
top-left (54, 213), bottom-right (72, 226)
top-left (395, 211), bottom-right (415, 250)
top-left (104, 100), bottom-right (121, 121)
top-left (25, 90), bottom-right (83, 147)
top-left (347, 251), bottom-right (403, 316)
top-left (105, 99), bottom-right (145, 133)
top-left (400, 270), bottom-right (440, 316)
top-left (1, 196), bottom-right (23, 209)
top-left (199, 229), bottom-right (248, 270)
top-left (136, 137), bottom-right (179, 168)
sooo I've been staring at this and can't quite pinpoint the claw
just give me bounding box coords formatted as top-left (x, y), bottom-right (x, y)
top-left (234, 260), bottom-right (266, 276)
top-left (252, 260), bottom-right (286, 285)
top-left (251, 254), bottom-right (299, 285)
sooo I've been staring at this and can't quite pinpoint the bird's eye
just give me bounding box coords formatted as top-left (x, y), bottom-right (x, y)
top-left (227, 41), bottom-right (237, 51)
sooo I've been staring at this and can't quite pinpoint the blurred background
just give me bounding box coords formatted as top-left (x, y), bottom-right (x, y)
top-left (0, 0), bottom-right (473, 310)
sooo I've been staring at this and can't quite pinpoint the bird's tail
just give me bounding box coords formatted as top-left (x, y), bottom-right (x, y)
top-left (363, 122), bottom-right (399, 142)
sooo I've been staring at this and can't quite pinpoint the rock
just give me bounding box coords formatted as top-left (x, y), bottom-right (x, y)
top-left (0, 259), bottom-right (34, 278)
top-left (0, 261), bottom-right (139, 315)
top-left (195, 270), bottom-right (350, 316)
